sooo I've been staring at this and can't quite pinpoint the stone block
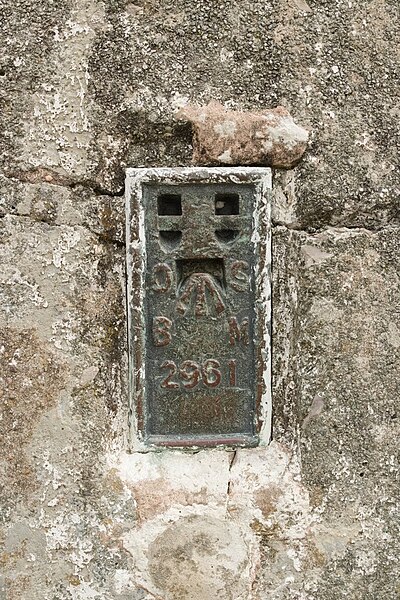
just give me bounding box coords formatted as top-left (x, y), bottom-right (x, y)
top-left (177, 102), bottom-right (309, 168)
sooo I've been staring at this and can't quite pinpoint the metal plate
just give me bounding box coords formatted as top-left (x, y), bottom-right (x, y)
top-left (126, 168), bottom-right (271, 449)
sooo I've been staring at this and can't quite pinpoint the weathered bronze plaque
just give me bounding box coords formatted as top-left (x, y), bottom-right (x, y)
top-left (126, 168), bottom-right (271, 448)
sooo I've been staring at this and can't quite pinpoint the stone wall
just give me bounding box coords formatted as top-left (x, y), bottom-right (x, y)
top-left (1, 1), bottom-right (399, 599)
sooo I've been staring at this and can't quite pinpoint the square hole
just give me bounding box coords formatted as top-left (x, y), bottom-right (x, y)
top-left (176, 258), bottom-right (225, 290)
top-left (158, 194), bottom-right (182, 215)
top-left (215, 193), bottom-right (239, 215)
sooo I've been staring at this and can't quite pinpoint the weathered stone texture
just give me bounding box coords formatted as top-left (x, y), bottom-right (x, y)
top-left (273, 226), bottom-right (400, 599)
top-left (1, 0), bottom-right (399, 598)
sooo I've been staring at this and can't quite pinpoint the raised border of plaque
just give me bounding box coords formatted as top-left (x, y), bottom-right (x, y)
top-left (126, 167), bottom-right (272, 450)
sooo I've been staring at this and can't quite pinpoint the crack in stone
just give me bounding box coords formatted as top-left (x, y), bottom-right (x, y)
top-left (2, 210), bottom-right (393, 239)
top-left (136, 583), bottom-right (166, 600)
top-left (272, 221), bottom-right (399, 234)
top-left (4, 171), bottom-right (399, 234)
top-left (229, 449), bottom-right (238, 471)
top-left (0, 212), bottom-right (125, 248)
top-left (226, 449), bottom-right (238, 503)
top-left (4, 168), bottom-right (125, 197)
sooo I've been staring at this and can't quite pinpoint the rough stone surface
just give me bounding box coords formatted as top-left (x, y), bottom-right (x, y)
top-left (1, 0), bottom-right (400, 598)
top-left (177, 102), bottom-right (309, 167)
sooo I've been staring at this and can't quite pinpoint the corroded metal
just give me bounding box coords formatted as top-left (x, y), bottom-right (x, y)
top-left (126, 168), bottom-right (271, 449)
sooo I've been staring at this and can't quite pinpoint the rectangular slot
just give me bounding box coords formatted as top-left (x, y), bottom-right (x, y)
top-left (176, 258), bottom-right (226, 291)
top-left (158, 194), bottom-right (182, 215)
top-left (215, 193), bottom-right (239, 215)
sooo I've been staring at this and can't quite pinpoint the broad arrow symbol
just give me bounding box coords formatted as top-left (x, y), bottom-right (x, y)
top-left (176, 273), bottom-right (225, 317)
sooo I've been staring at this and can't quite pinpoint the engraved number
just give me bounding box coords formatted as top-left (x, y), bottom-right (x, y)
top-left (228, 359), bottom-right (237, 387)
top-left (159, 359), bottom-right (235, 389)
top-left (160, 360), bottom-right (179, 389)
top-left (202, 359), bottom-right (221, 388)
top-left (180, 360), bottom-right (201, 389)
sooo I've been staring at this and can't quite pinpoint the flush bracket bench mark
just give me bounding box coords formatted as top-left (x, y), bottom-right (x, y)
top-left (126, 167), bottom-right (272, 450)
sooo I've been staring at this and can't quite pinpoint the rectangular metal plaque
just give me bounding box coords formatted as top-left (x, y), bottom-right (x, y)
top-left (126, 168), bottom-right (271, 449)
